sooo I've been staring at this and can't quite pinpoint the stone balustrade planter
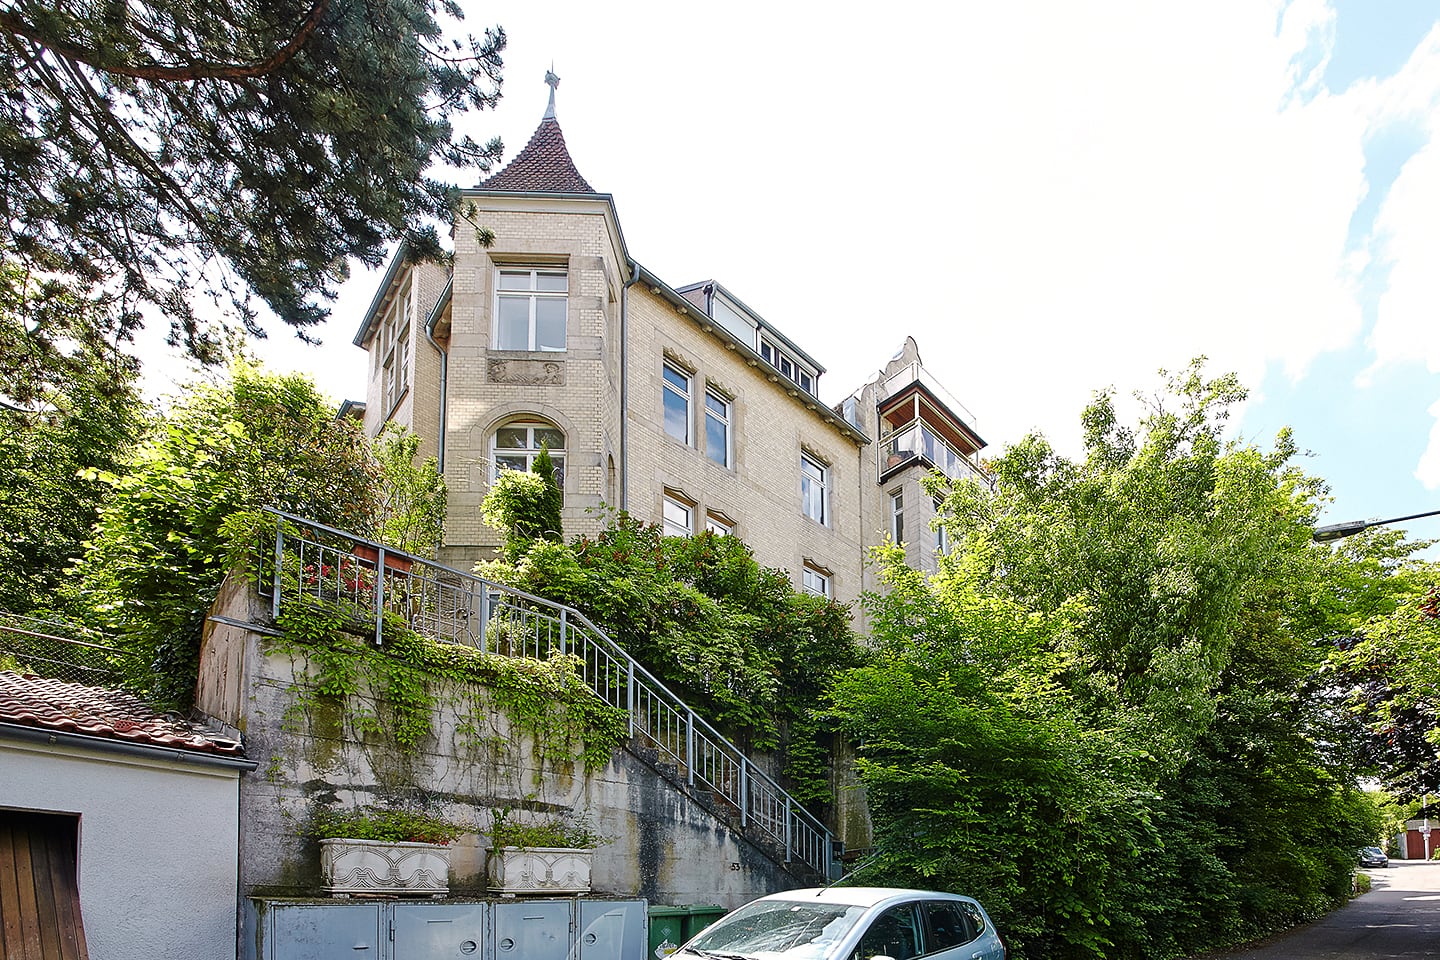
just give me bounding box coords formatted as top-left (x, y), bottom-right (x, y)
top-left (487, 846), bottom-right (594, 896)
top-left (320, 838), bottom-right (451, 897)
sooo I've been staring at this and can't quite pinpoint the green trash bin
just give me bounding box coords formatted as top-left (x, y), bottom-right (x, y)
top-left (682, 905), bottom-right (726, 942)
top-left (648, 905), bottom-right (690, 957)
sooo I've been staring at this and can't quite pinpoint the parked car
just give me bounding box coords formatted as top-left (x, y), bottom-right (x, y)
top-left (1358, 846), bottom-right (1390, 868)
top-left (671, 886), bottom-right (1006, 960)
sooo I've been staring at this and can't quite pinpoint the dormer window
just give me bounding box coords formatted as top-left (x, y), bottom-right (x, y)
top-left (760, 338), bottom-right (815, 395)
top-left (494, 267), bottom-right (567, 351)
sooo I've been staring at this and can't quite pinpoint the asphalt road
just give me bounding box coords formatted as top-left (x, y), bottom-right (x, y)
top-left (1215, 859), bottom-right (1440, 959)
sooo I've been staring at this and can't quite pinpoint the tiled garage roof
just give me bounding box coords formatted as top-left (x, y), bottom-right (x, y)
top-left (0, 672), bottom-right (243, 756)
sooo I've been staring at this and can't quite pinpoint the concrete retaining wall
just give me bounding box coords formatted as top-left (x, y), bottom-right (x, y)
top-left (198, 578), bottom-right (798, 910)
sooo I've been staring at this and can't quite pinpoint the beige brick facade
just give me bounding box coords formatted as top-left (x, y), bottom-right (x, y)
top-left (354, 116), bottom-right (985, 613)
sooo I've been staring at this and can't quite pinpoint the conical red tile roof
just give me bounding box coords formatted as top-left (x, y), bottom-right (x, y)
top-left (481, 118), bottom-right (596, 194)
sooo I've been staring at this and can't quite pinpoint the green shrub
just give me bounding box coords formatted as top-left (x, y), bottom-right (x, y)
top-left (307, 806), bottom-right (468, 845)
top-left (489, 807), bottom-right (609, 850)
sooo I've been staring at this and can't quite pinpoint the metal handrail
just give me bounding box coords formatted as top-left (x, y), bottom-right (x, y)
top-left (257, 509), bottom-right (834, 876)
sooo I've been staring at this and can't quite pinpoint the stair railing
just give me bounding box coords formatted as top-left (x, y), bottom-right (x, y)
top-left (256, 509), bottom-right (834, 876)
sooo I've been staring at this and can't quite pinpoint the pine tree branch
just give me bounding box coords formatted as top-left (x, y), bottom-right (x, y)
top-left (0, 0), bottom-right (328, 82)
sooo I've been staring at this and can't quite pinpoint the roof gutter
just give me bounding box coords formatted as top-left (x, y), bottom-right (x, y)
top-left (633, 264), bottom-right (870, 446)
top-left (424, 277), bottom-right (454, 474)
top-left (352, 241), bottom-right (412, 347)
top-left (621, 259), bottom-right (643, 511)
top-left (0, 721), bottom-right (259, 772)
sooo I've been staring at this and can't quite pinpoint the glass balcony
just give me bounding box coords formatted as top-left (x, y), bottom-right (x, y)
top-left (881, 361), bottom-right (979, 435)
top-left (881, 421), bottom-right (983, 484)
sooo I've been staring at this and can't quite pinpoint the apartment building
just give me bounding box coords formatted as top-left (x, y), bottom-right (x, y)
top-left (353, 77), bottom-right (988, 607)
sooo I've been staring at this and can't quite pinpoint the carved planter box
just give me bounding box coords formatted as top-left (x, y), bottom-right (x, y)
top-left (487, 846), bottom-right (593, 896)
top-left (320, 838), bottom-right (451, 897)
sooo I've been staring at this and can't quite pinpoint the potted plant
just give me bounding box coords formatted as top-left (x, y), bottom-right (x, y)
top-left (308, 806), bottom-right (468, 897)
top-left (487, 807), bottom-right (610, 897)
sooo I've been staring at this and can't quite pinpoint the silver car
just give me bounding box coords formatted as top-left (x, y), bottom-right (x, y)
top-left (672, 886), bottom-right (1007, 960)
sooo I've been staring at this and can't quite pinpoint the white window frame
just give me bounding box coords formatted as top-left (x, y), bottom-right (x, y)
top-left (663, 493), bottom-right (693, 537)
top-left (802, 566), bottom-right (831, 598)
top-left (663, 363), bottom-right (692, 445)
top-left (705, 512), bottom-right (734, 536)
top-left (800, 453), bottom-right (829, 525)
top-left (704, 389), bottom-right (731, 467)
top-left (491, 421), bottom-right (567, 495)
top-left (890, 491), bottom-right (905, 544)
top-left (759, 337), bottom-right (817, 396)
top-left (493, 266), bottom-right (568, 352)
top-left (380, 282), bottom-right (412, 415)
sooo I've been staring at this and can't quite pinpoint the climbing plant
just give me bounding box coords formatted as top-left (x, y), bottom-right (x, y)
top-left (476, 515), bottom-right (861, 809)
top-left (272, 593), bottom-right (627, 774)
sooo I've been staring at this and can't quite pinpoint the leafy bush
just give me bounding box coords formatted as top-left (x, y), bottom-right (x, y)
top-left (75, 362), bottom-right (377, 705)
top-left (307, 806), bottom-right (467, 845)
top-left (489, 807), bottom-right (610, 850)
top-left (476, 515), bottom-right (860, 807)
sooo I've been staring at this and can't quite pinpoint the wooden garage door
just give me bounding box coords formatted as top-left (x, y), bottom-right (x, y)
top-left (0, 811), bottom-right (88, 960)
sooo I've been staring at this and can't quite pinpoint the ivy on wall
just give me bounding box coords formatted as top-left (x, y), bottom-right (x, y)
top-left (272, 595), bottom-right (627, 775)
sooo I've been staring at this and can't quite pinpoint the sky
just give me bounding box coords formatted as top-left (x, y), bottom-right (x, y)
top-left (140, 0), bottom-right (1440, 542)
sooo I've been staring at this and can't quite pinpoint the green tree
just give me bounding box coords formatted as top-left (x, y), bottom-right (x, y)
top-left (372, 425), bottom-right (446, 557)
top-left (0, 262), bottom-right (143, 617)
top-left (531, 444), bottom-right (563, 544)
top-left (75, 361), bottom-right (375, 704)
top-left (2, 0), bottom-right (504, 358)
top-left (828, 362), bottom-right (1401, 959)
top-left (1341, 574), bottom-right (1440, 797)
top-left (477, 515), bottom-right (860, 806)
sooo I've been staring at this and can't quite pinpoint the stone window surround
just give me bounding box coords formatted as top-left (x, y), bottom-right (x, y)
top-left (800, 450), bottom-right (830, 526)
top-left (491, 262), bottom-right (569, 353)
top-left (662, 489), bottom-right (694, 537)
top-left (801, 561), bottom-right (832, 598)
top-left (662, 360), bottom-right (692, 446)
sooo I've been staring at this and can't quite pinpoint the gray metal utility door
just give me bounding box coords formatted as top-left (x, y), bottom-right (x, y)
top-left (494, 899), bottom-right (572, 960)
top-left (393, 902), bottom-right (488, 959)
top-left (267, 903), bottom-right (383, 960)
top-left (577, 900), bottom-right (645, 960)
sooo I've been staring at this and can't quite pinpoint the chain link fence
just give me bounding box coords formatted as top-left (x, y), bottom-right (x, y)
top-left (0, 611), bottom-right (137, 688)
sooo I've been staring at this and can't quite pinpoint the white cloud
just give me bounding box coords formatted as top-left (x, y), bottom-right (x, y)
top-left (1418, 399), bottom-right (1440, 489)
top-left (136, 0), bottom-right (1427, 466)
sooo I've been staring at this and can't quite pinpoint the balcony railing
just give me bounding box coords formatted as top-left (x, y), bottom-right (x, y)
top-left (881, 361), bottom-right (980, 435)
top-left (255, 510), bottom-right (835, 878)
top-left (880, 421), bottom-right (985, 484)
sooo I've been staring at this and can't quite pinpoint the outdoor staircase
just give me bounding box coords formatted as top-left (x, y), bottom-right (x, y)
top-left (256, 509), bottom-right (836, 883)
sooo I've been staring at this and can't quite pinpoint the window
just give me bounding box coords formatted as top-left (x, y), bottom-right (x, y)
top-left (494, 267), bottom-right (568, 351)
top-left (663, 363), bottom-right (691, 444)
top-left (492, 421), bottom-right (566, 491)
top-left (705, 390), bottom-right (731, 467)
top-left (959, 902), bottom-right (988, 938)
top-left (851, 904), bottom-right (920, 960)
top-left (800, 453), bottom-right (828, 524)
top-left (890, 491), bottom-right (904, 543)
top-left (663, 494), bottom-right (693, 537)
top-left (933, 497), bottom-right (950, 556)
top-left (802, 565), bottom-right (831, 598)
top-left (760, 337), bottom-right (817, 396)
top-left (705, 512), bottom-right (734, 536)
top-left (380, 282), bottom-right (412, 414)
top-left (921, 901), bottom-right (974, 952)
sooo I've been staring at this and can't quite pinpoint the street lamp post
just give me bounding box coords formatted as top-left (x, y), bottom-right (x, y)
top-left (1312, 508), bottom-right (1440, 542)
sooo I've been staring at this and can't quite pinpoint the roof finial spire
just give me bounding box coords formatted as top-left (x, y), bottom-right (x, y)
top-left (543, 65), bottom-right (560, 120)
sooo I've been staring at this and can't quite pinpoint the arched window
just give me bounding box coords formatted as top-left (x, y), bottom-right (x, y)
top-left (492, 421), bottom-right (566, 490)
